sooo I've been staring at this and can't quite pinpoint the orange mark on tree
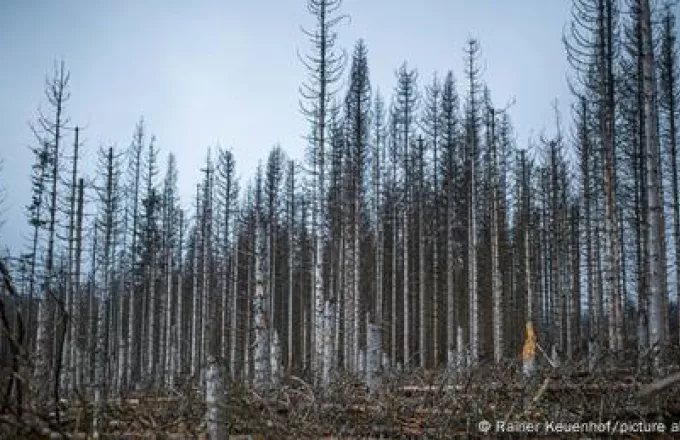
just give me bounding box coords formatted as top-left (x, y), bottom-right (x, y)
top-left (521, 321), bottom-right (536, 361)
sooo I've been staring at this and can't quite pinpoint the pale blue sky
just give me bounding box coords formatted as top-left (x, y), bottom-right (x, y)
top-left (0, 0), bottom-right (573, 252)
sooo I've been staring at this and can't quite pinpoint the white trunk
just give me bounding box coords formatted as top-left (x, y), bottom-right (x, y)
top-left (268, 217), bottom-right (276, 377)
top-left (418, 176), bottom-right (426, 369)
top-left (201, 172), bottom-right (212, 384)
top-left (147, 261), bottom-right (156, 382)
top-left (205, 356), bottom-right (227, 440)
top-left (175, 212), bottom-right (184, 382)
top-left (322, 299), bottom-right (335, 389)
top-left (92, 285), bottom-right (108, 438)
top-left (373, 123), bottom-right (384, 366)
top-left (456, 325), bottom-right (465, 368)
top-left (253, 195), bottom-right (270, 389)
top-left (221, 254), bottom-right (229, 362)
top-left (391, 203), bottom-right (398, 369)
top-left (34, 297), bottom-right (49, 395)
top-left (641, 0), bottom-right (666, 367)
top-left (432, 220), bottom-right (438, 368)
top-left (403, 207), bottom-right (410, 370)
top-left (164, 251), bottom-right (173, 386)
top-left (116, 261), bottom-right (127, 394)
top-left (525, 219), bottom-right (533, 326)
top-left (63, 128), bottom-right (80, 395)
top-left (359, 348), bottom-right (366, 381)
top-left (287, 163), bottom-right (295, 373)
top-left (271, 330), bottom-right (281, 387)
top-left (72, 179), bottom-right (84, 392)
top-left (366, 321), bottom-right (381, 393)
top-left (230, 238), bottom-right (239, 379)
top-left (94, 149), bottom-right (115, 437)
top-left (353, 199), bottom-right (360, 373)
top-left (492, 195), bottom-right (502, 362)
top-left (243, 260), bottom-right (251, 382)
top-left (446, 189), bottom-right (455, 368)
top-left (469, 153), bottom-right (478, 365)
top-left (313, 222), bottom-right (324, 385)
top-left (491, 114), bottom-right (503, 362)
top-left (191, 195), bottom-right (201, 378)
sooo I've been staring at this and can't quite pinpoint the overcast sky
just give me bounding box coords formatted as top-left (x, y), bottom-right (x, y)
top-left (0, 0), bottom-right (574, 253)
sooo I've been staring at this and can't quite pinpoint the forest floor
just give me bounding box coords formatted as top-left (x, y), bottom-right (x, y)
top-left (4, 351), bottom-right (680, 439)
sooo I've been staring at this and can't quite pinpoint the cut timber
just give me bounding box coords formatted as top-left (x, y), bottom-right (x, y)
top-left (638, 372), bottom-right (680, 399)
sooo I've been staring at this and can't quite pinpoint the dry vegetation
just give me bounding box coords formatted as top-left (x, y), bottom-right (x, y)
top-left (4, 354), bottom-right (680, 439)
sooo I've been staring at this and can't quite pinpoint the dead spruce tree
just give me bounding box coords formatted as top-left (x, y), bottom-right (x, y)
top-left (464, 39), bottom-right (482, 366)
top-left (299, 0), bottom-right (346, 386)
top-left (30, 60), bottom-right (71, 410)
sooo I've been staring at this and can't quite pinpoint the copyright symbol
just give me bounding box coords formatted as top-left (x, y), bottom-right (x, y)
top-left (478, 420), bottom-right (491, 433)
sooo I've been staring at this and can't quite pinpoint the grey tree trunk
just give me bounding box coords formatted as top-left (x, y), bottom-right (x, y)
top-left (640, 0), bottom-right (667, 368)
top-left (366, 320), bottom-right (381, 393)
top-left (490, 109), bottom-right (503, 362)
top-left (418, 138), bottom-right (426, 369)
top-left (322, 299), bottom-right (335, 389)
top-left (72, 179), bottom-right (84, 391)
top-left (287, 161), bottom-right (295, 373)
top-left (205, 356), bottom-right (227, 440)
top-left (63, 127), bottom-right (80, 395)
top-left (93, 147), bottom-right (116, 438)
top-left (446, 169), bottom-right (455, 368)
top-left (230, 236), bottom-right (239, 379)
top-left (191, 185), bottom-right (201, 379)
top-left (253, 169), bottom-right (271, 390)
top-left (175, 211), bottom-right (184, 381)
top-left (201, 164), bottom-right (213, 384)
top-left (126, 120), bottom-right (144, 388)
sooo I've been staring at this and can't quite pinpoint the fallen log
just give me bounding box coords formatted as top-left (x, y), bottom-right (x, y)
top-left (637, 372), bottom-right (680, 399)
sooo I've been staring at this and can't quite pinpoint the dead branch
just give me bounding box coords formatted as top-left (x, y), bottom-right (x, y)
top-left (637, 372), bottom-right (680, 399)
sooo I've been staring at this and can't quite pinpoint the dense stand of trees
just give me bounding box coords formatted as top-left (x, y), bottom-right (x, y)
top-left (0, 0), bottom-right (679, 422)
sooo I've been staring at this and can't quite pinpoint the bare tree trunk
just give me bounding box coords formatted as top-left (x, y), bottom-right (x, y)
top-left (191, 186), bottom-right (201, 379)
top-left (446, 173), bottom-right (455, 368)
top-left (366, 320), bottom-right (381, 393)
top-left (353, 189), bottom-right (361, 372)
top-left (640, 0), bottom-right (666, 368)
top-left (27, 142), bottom-right (49, 358)
top-left (205, 356), bottom-right (226, 440)
top-left (659, 10), bottom-right (680, 350)
top-left (418, 139), bottom-right (426, 369)
top-left (465, 39), bottom-right (482, 366)
top-left (287, 162), bottom-right (295, 373)
top-left (173, 211), bottom-right (184, 386)
top-left (253, 169), bottom-right (270, 389)
top-left (230, 236), bottom-right (239, 379)
top-left (403, 196), bottom-right (410, 370)
top-left (253, 245), bottom-right (269, 388)
top-left (490, 109), bottom-right (503, 363)
top-left (147, 252), bottom-right (156, 382)
top-left (244, 250), bottom-right (252, 383)
top-left (164, 251), bottom-right (173, 386)
top-left (391, 208), bottom-right (398, 370)
top-left (373, 101), bottom-right (384, 367)
top-left (468, 137), bottom-right (478, 365)
top-left (72, 179), bottom-right (84, 391)
top-left (63, 127), bottom-right (80, 395)
top-left (94, 147), bottom-right (116, 438)
top-left (201, 166), bottom-right (213, 384)
top-left (322, 300), bottom-right (335, 389)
